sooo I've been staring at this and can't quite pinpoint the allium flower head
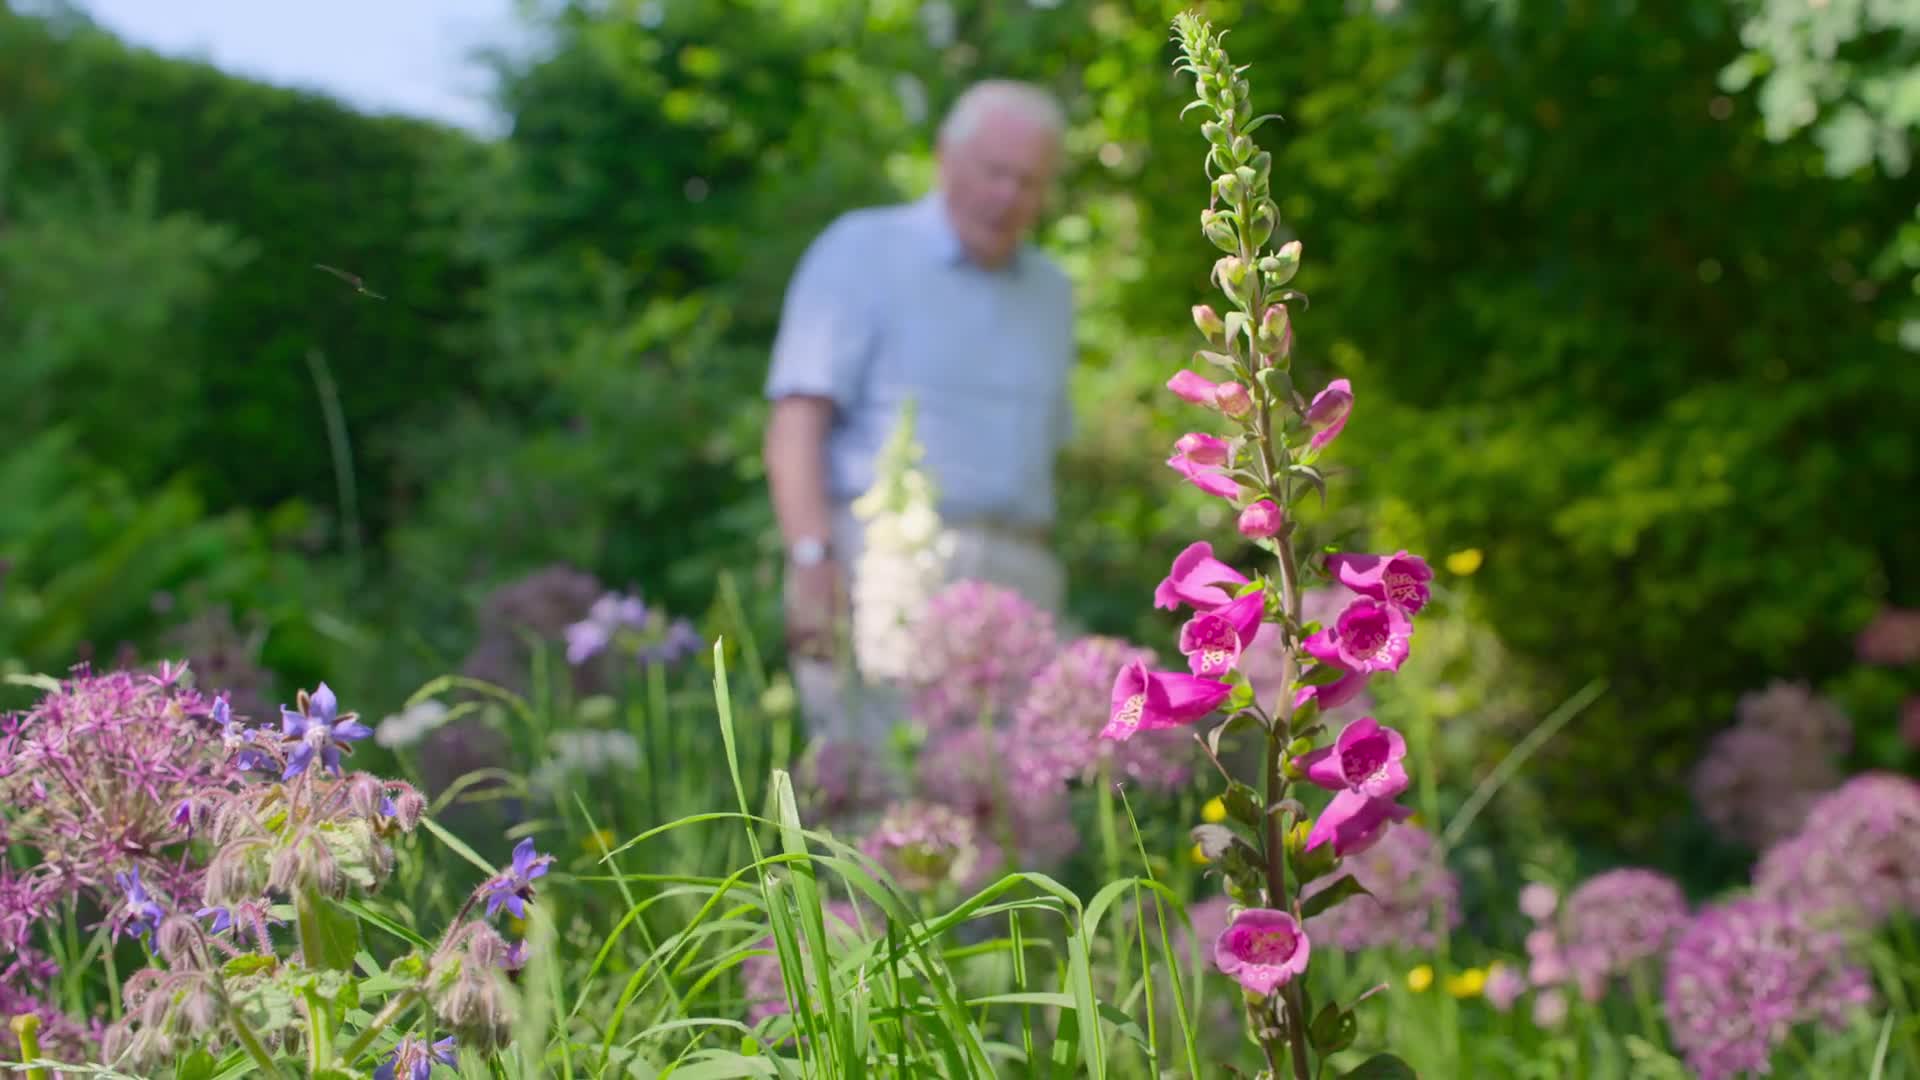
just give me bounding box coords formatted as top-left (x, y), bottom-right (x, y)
top-left (862, 801), bottom-right (995, 893)
top-left (795, 738), bottom-right (901, 826)
top-left (1484, 962), bottom-right (1527, 1013)
top-left (1518, 882), bottom-right (1559, 923)
top-left (1753, 771), bottom-right (1920, 932)
top-left (279, 682), bottom-right (372, 780)
top-left (1557, 868), bottom-right (1689, 1000)
top-left (1692, 681), bottom-right (1851, 850)
top-left (1011, 636), bottom-right (1194, 795)
top-left (1214, 908), bottom-right (1311, 996)
top-left (1325, 551), bottom-right (1433, 615)
top-left (1664, 897), bottom-right (1873, 1080)
top-left (1301, 824), bottom-right (1459, 952)
top-left (375, 1036), bottom-right (458, 1080)
top-left (1856, 606), bottom-right (1920, 666)
top-left (906, 581), bottom-right (1058, 734)
top-left (1303, 599), bottom-right (1412, 675)
top-left (917, 728), bottom-right (1077, 871)
top-left (481, 838), bottom-right (555, 921)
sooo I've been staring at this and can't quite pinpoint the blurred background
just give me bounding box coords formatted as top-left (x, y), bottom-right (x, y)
top-left (1, 0), bottom-right (1915, 891)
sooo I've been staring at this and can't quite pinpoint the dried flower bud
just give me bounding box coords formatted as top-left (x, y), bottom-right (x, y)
top-left (267, 845), bottom-right (302, 894)
top-left (1238, 500), bottom-right (1284, 540)
top-left (1214, 381), bottom-right (1253, 417)
top-left (390, 791), bottom-right (426, 833)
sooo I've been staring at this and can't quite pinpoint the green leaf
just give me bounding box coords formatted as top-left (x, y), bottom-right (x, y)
top-left (1298, 873), bottom-right (1372, 920)
top-left (1255, 366), bottom-right (1293, 400)
top-left (297, 889), bottom-right (362, 974)
top-left (1193, 348), bottom-right (1238, 370)
top-left (174, 1048), bottom-right (219, 1080)
top-left (1340, 1053), bottom-right (1417, 1079)
top-left (1222, 781), bottom-right (1263, 827)
top-left (223, 954), bottom-right (279, 978)
top-left (1308, 1003), bottom-right (1357, 1055)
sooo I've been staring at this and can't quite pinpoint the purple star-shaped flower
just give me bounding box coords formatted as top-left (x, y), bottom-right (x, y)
top-left (481, 837), bottom-right (555, 921)
top-left (115, 868), bottom-right (165, 941)
top-left (373, 1035), bottom-right (457, 1080)
top-left (279, 682), bottom-right (372, 779)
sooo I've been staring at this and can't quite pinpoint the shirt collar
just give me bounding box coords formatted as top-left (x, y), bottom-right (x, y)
top-left (914, 190), bottom-right (1027, 276)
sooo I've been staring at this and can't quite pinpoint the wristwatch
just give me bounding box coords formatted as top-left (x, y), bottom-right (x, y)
top-left (788, 536), bottom-right (831, 568)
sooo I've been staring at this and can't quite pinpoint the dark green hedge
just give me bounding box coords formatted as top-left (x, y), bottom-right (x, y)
top-left (0, 8), bottom-right (484, 534)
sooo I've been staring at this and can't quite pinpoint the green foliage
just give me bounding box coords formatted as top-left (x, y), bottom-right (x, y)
top-left (0, 6), bottom-right (483, 526)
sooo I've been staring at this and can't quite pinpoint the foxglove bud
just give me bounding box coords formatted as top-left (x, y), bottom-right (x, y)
top-left (1193, 304), bottom-right (1225, 343)
top-left (1264, 240), bottom-right (1302, 288)
top-left (1201, 209), bottom-right (1238, 253)
top-left (1248, 201), bottom-right (1277, 250)
top-left (1201, 120), bottom-right (1228, 148)
top-left (1230, 133), bottom-right (1254, 163)
top-left (1213, 172), bottom-right (1243, 205)
top-left (1250, 150), bottom-right (1271, 192)
top-left (1258, 303), bottom-right (1292, 361)
top-left (1214, 381), bottom-right (1253, 417)
top-left (1175, 432), bottom-right (1230, 467)
top-left (1237, 500), bottom-right (1284, 539)
top-left (1213, 256), bottom-right (1254, 307)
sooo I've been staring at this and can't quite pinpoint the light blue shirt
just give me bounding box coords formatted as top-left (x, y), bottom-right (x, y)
top-left (764, 192), bottom-right (1076, 528)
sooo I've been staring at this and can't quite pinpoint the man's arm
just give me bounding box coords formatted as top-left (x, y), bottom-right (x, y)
top-left (764, 394), bottom-right (836, 551)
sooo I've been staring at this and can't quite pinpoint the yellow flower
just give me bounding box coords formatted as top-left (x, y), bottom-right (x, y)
top-left (1202, 796), bottom-right (1227, 823)
top-left (1445, 548), bottom-right (1484, 576)
top-left (1190, 843), bottom-right (1211, 866)
top-left (582, 828), bottom-right (617, 856)
top-left (1406, 964), bottom-right (1434, 993)
top-left (1445, 967), bottom-right (1488, 998)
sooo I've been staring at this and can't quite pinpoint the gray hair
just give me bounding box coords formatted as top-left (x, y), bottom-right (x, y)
top-left (936, 80), bottom-right (1065, 147)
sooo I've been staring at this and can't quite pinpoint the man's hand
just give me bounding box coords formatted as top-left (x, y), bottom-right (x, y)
top-left (784, 557), bottom-right (848, 660)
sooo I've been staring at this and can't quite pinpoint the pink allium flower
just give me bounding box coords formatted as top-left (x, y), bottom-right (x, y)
top-left (796, 738), bottom-right (900, 826)
top-left (1304, 793), bottom-right (1412, 856)
top-left (918, 727), bottom-right (1078, 871)
top-left (1297, 716), bottom-right (1409, 801)
top-left (1304, 378), bottom-right (1352, 453)
top-left (1237, 499), bottom-right (1283, 539)
top-left (906, 581), bottom-right (1059, 735)
top-left (1011, 637), bottom-right (1193, 794)
top-left (1526, 927), bottom-right (1567, 986)
top-left (1531, 988), bottom-right (1568, 1029)
top-left (862, 801), bottom-right (997, 894)
top-left (1301, 824), bottom-right (1459, 952)
top-left (1167, 434), bottom-right (1239, 499)
top-left (1303, 599), bottom-right (1413, 674)
top-left (1664, 897), bottom-right (1873, 1080)
top-left (1103, 659), bottom-right (1233, 740)
top-left (1153, 542), bottom-right (1251, 613)
top-left (1519, 882), bottom-right (1559, 922)
top-left (1752, 771), bottom-right (1920, 933)
top-left (1215, 908), bottom-right (1311, 996)
top-left (1855, 606), bottom-right (1920, 666)
top-left (1484, 962), bottom-right (1527, 1013)
top-left (1325, 551), bottom-right (1433, 615)
top-left (1167, 369), bottom-right (1224, 407)
top-left (0, 665), bottom-right (239, 913)
top-left (1177, 590), bottom-right (1265, 677)
top-left (1692, 681), bottom-right (1851, 850)
top-left (1557, 869), bottom-right (1690, 1001)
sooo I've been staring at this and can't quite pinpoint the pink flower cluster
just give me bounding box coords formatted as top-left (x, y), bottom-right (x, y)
top-left (1664, 897), bottom-right (1872, 1080)
top-left (1691, 680), bottom-right (1852, 850)
top-left (1523, 869), bottom-right (1689, 1003)
top-left (905, 581), bottom-right (1059, 735)
top-left (1010, 636), bottom-right (1193, 796)
top-left (1752, 771), bottom-right (1920, 933)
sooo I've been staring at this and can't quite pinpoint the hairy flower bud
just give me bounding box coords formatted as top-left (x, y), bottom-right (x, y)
top-left (1258, 303), bottom-right (1293, 363)
top-left (347, 773), bottom-right (385, 820)
top-left (1193, 304), bottom-right (1225, 343)
top-left (179, 980), bottom-right (222, 1035)
top-left (302, 835), bottom-right (343, 898)
top-left (267, 845), bottom-right (302, 894)
top-left (156, 915), bottom-right (201, 968)
top-left (1214, 381), bottom-right (1253, 417)
top-left (1238, 500), bottom-right (1284, 540)
top-left (390, 791), bottom-right (426, 832)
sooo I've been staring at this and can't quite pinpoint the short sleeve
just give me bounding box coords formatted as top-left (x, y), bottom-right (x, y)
top-left (764, 217), bottom-right (875, 411)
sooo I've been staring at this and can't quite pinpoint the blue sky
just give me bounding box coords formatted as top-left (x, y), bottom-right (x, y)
top-left (78, 0), bottom-right (523, 133)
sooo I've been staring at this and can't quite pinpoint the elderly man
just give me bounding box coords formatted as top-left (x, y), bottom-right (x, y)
top-left (762, 79), bottom-right (1075, 744)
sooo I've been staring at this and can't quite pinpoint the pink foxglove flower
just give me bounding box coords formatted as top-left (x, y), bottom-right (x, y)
top-left (1177, 590), bottom-right (1265, 676)
top-left (1292, 668), bottom-right (1372, 715)
top-left (1167, 434), bottom-right (1239, 499)
top-left (1237, 499), bottom-right (1283, 539)
top-left (1214, 381), bottom-right (1252, 417)
top-left (1167, 370), bottom-right (1225, 407)
top-left (1304, 792), bottom-right (1412, 856)
top-left (1214, 908), bottom-right (1311, 996)
top-left (1304, 378), bottom-right (1352, 453)
top-left (1303, 599), bottom-right (1412, 674)
top-left (1326, 551), bottom-right (1433, 615)
top-left (1153, 542), bottom-right (1250, 613)
top-left (1297, 716), bottom-right (1409, 801)
top-left (1102, 659), bottom-right (1232, 740)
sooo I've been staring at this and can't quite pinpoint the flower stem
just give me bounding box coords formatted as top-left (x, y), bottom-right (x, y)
top-left (335, 989), bottom-right (421, 1066)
